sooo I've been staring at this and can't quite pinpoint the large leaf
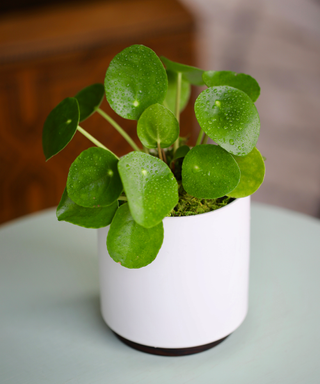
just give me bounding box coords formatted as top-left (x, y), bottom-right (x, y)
top-left (67, 147), bottom-right (122, 208)
top-left (163, 70), bottom-right (191, 113)
top-left (195, 86), bottom-right (260, 156)
top-left (42, 97), bottom-right (79, 160)
top-left (107, 203), bottom-right (164, 269)
top-left (75, 83), bottom-right (105, 122)
top-left (105, 45), bottom-right (167, 120)
top-left (137, 103), bottom-right (179, 149)
top-left (118, 152), bottom-right (178, 228)
top-left (57, 188), bottom-right (118, 228)
top-left (161, 56), bottom-right (204, 86)
top-left (182, 145), bottom-right (240, 199)
top-left (203, 71), bottom-right (260, 102)
top-left (227, 147), bottom-right (265, 198)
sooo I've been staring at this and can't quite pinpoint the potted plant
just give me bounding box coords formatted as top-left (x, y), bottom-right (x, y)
top-left (43, 44), bottom-right (265, 356)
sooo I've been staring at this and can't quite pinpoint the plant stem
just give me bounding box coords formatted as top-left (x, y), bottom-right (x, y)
top-left (162, 148), bottom-right (167, 163)
top-left (77, 126), bottom-right (118, 158)
top-left (173, 72), bottom-right (182, 152)
top-left (202, 134), bottom-right (209, 144)
top-left (143, 146), bottom-right (149, 154)
top-left (96, 108), bottom-right (141, 152)
top-left (118, 196), bottom-right (128, 201)
top-left (196, 129), bottom-right (204, 146)
top-left (157, 142), bottom-right (163, 161)
top-left (175, 72), bottom-right (182, 122)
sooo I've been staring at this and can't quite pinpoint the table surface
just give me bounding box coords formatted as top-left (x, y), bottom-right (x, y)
top-left (1, 203), bottom-right (320, 384)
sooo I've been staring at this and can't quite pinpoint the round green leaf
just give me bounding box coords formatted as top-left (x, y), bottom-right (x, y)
top-left (57, 188), bottom-right (118, 228)
top-left (227, 147), bottom-right (265, 198)
top-left (75, 83), bottom-right (104, 122)
top-left (107, 203), bottom-right (164, 269)
top-left (182, 145), bottom-right (240, 199)
top-left (161, 56), bottom-right (204, 86)
top-left (163, 70), bottom-right (191, 113)
top-left (42, 97), bottom-right (79, 160)
top-left (67, 147), bottom-right (122, 208)
top-left (203, 71), bottom-right (260, 102)
top-left (195, 86), bottom-right (260, 156)
top-left (118, 152), bottom-right (178, 228)
top-left (105, 45), bottom-right (168, 120)
top-left (137, 103), bottom-right (179, 149)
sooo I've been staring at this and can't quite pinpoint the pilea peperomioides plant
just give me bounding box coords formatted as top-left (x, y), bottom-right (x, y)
top-left (43, 44), bottom-right (265, 269)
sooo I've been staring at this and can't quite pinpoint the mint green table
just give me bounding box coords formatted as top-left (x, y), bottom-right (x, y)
top-left (1, 203), bottom-right (319, 383)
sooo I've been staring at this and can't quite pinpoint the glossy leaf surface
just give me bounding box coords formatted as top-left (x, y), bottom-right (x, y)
top-left (75, 83), bottom-right (104, 122)
top-left (161, 56), bottom-right (204, 86)
top-left (67, 147), bottom-right (122, 208)
top-left (105, 45), bottom-right (167, 120)
top-left (163, 70), bottom-right (191, 113)
top-left (107, 204), bottom-right (164, 269)
top-left (203, 71), bottom-right (260, 102)
top-left (227, 147), bottom-right (265, 198)
top-left (57, 188), bottom-right (118, 228)
top-left (195, 86), bottom-right (260, 156)
top-left (118, 152), bottom-right (178, 228)
top-left (137, 103), bottom-right (179, 149)
top-left (182, 145), bottom-right (240, 199)
top-left (42, 97), bottom-right (79, 160)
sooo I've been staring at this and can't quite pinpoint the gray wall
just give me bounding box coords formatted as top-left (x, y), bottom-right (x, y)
top-left (181, 0), bottom-right (320, 217)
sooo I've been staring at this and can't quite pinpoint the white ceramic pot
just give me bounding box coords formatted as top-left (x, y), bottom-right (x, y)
top-left (98, 196), bottom-right (250, 354)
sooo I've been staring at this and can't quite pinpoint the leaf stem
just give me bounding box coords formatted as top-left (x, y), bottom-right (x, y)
top-left (77, 126), bottom-right (118, 158)
top-left (173, 72), bottom-right (182, 152)
top-left (118, 196), bottom-right (128, 201)
top-left (202, 134), bottom-right (209, 144)
top-left (157, 142), bottom-right (163, 161)
top-left (175, 72), bottom-right (182, 122)
top-left (196, 129), bottom-right (204, 146)
top-left (96, 108), bottom-right (141, 152)
top-left (162, 148), bottom-right (167, 163)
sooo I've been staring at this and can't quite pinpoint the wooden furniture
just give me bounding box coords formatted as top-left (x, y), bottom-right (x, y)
top-left (0, 0), bottom-right (196, 224)
top-left (1, 203), bottom-right (319, 382)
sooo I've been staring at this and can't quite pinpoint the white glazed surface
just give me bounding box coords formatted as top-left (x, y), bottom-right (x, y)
top-left (98, 196), bottom-right (250, 349)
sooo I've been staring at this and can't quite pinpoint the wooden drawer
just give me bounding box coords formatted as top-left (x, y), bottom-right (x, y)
top-left (0, 0), bottom-right (197, 223)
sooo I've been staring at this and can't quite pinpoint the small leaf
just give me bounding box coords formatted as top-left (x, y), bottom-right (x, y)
top-left (173, 145), bottom-right (190, 161)
top-left (118, 152), bottom-right (178, 228)
top-left (161, 56), bottom-right (204, 86)
top-left (137, 103), bottom-right (179, 149)
top-left (105, 45), bottom-right (167, 120)
top-left (75, 83), bottom-right (105, 122)
top-left (195, 86), bottom-right (260, 156)
top-left (170, 145), bottom-right (191, 178)
top-left (67, 147), bottom-right (122, 208)
top-left (227, 147), bottom-right (265, 198)
top-left (107, 204), bottom-right (164, 269)
top-left (203, 71), bottom-right (260, 102)
top-left (163, 70), bottom-right (191, 113)
top-left (182, 145), bottom-right (240, 199)
top-left (42, 97), bottom-right (79, 160)
top-left (57, 188), bottom-right (118, 228)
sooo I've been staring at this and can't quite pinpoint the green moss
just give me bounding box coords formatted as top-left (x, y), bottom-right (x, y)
top-left (169, 185), bottom-right (234, 217)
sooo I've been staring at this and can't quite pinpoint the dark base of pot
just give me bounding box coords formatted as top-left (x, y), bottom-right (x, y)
top-left (114, 332), bottom-right (230, 356)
